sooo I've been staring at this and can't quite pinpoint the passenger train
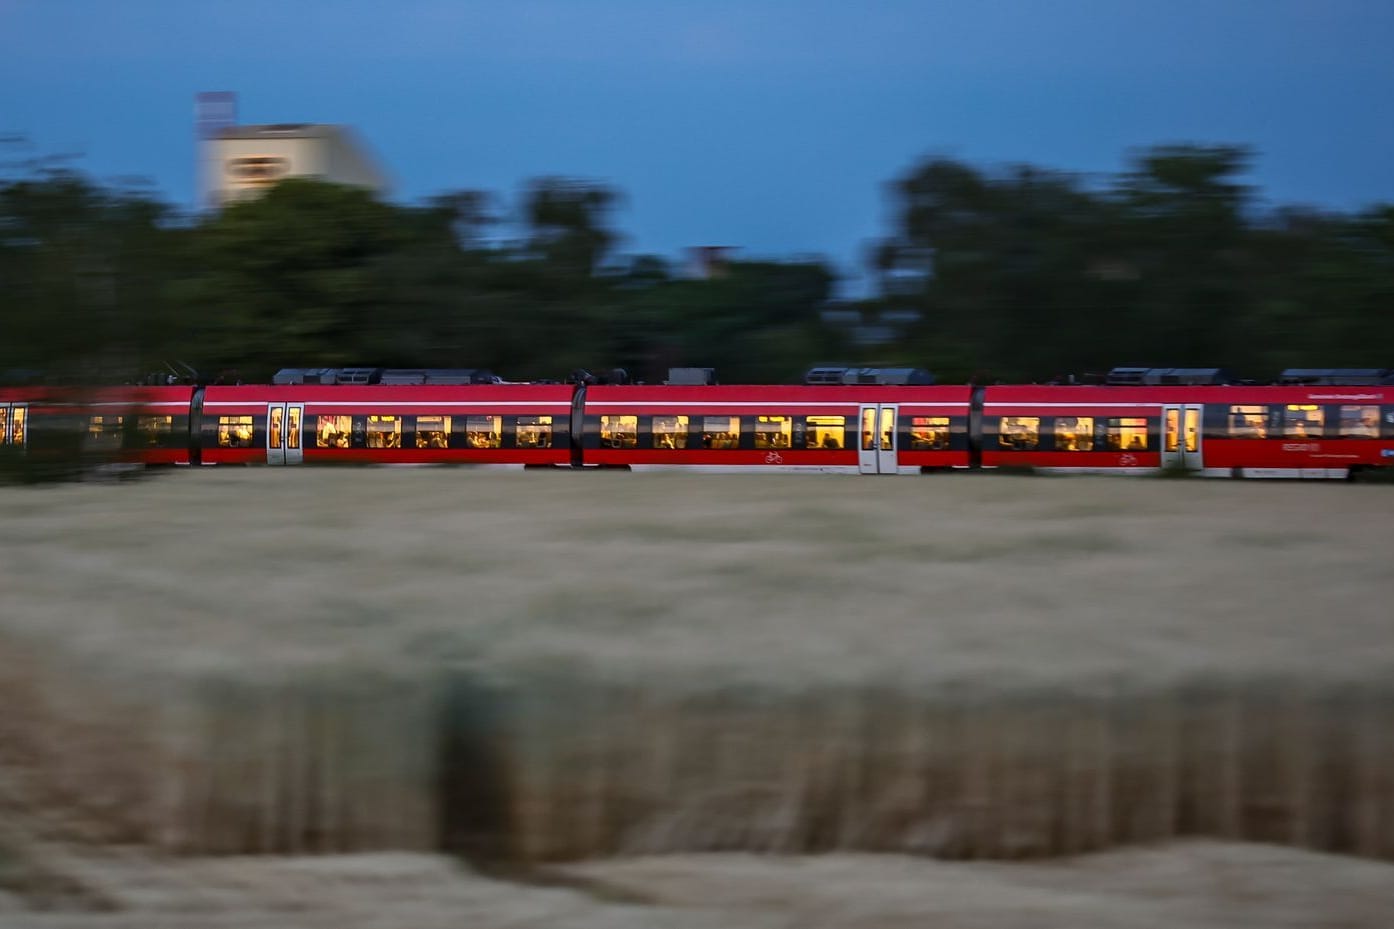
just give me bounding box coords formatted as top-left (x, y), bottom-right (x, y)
top-left (1, 366), bottom-right (1392, 479)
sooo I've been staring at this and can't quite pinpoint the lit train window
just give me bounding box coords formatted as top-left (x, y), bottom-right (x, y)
top-left (315, 415), bottom-right (351, 448)
top-left (137, 415), bottom-right (173, 447)
top-left (1053, 416), bottom-right (1094, 451)
top-left (1227, 405), bottom-right (1268, 439)
top-left (909, 416), bottom-right (949, 450)
top-left (1282, 404), bottom-right (1323, 439)
top-left (0, 408), bottom-right (8, 444)
top-left (366, 415), bottom-right (402, 449)
top-left (652, 415), bottom-right (689, 449)
top-left (601, 415), bottom-right (638, 448)
top-left (414, 415), bottom-right (451, 449)
top-left (87, 415), bottom-right (125, 450)
top-left (516, 415), bottom-right (553, 448)
top-left (1105, 418), bottom-right (1148, 451)
top-left (997, 417), bottom-right (1039, 450)
top-left (466, 415), bottom-right (502, 448)
top-left (806, 415), bottom-right (845, 450)
top-left (753, 415), bottom-right (791, 450)
top-left (701, 416), bottom-right (740, 449)
top-left (1339, 405), bottom-right (1379, 438)
top-left (219, 415), bottom-right (255, 448)
top-left (10, 408), bottom-right (25, 446)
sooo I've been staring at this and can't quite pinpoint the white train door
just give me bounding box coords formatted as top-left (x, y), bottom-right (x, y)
top-left (1162, 404), bottom-right (1203, 471)
top-left (6, 404), bottom-right (26, 448)
top-left (266, 403), bottom-right (304, 465)
top-left (858, 404), bottom-right (899, 474)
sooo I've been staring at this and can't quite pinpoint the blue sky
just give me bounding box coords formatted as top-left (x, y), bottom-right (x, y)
top-left (3, 0), bottom-right (1393, 294)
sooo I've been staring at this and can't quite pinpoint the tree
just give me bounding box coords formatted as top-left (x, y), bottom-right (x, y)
top-left (0, 169), bottom-right (181, 380)
top-left (176, 179), bottom-right (418, 377)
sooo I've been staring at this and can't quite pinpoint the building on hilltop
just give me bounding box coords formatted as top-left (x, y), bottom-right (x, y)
top-left (197, 122), bottom-right (390, 210)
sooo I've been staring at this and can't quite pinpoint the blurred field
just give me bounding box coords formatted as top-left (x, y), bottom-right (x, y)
top-left (1, 468), bottom-right (1393, 922)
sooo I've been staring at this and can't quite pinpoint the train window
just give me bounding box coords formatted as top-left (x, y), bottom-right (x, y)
top-left (11, 408), bottom-right (25, 446)
top-left (366, 415), bottom-right (402, 449)
top-left (137, 415), bottom-right (173, 447)
top-left (1228, 405), bottom-right (1268, 439)
top-left (0, 408), bottom-right (8, 444)
top-left (467, 415), bottom-right (503, 448)
top-left (218, 415), bottom-right (255, 448)
top-left (315, 415), bottom-right (352, 448)
top-left (1104, 418), bottom-right (1148, 451)
top-left (908, 416), bottom-right (949, 450)
top-left (415, 415), bottom-right (451, 449)
top-left (806, 415), bottom-right (845, 450)
top-left (1281, 404), bottom-right (1323, 439)
top-left (998, 417), bottom-right (1039, 450)
top-left (701, 415), bottom-right (740, 449)
top-left (86, 415), bottom-right (125, 449)
top-left (516, 415), bottom-right (553, 448)
top-left (652, 415), bottom-right (689, 449)
top-left (1339, 405), bottom-right (1379, 438)
top-left (287, 407), bottom-right (300, 450)
top-left (753, 415), bottom-right (791, 450)
top-left (1054, 416), bottom-right (1095, 451)
top-left (601, 415), bottom-right (639, 449)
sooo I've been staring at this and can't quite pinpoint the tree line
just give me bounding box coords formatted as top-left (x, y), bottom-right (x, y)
top-left (2, 144), bottom-right (1391, 386)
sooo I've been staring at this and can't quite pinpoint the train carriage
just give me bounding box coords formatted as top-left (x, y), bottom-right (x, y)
top-left (0, 385), bottom-right (196, 465)
top-left (580, 385), bottom-right (974, 473)
top-left (978, 384), bottom-right (1394, 478)
top-left (199, 384), bottom-right (574, 467)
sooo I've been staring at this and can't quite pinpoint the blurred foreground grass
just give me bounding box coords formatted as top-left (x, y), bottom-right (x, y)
top-left (0, 469), bottom-right (1392, 876)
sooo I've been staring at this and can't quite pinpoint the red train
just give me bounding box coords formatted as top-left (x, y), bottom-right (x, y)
top-left (2, 368), bottom-right (1392, 479)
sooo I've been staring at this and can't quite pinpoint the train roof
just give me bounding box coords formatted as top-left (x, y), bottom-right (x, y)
top-left (1277, 368), bottom-right (1394, 385)
top-left (272, 367), bottom-right (501, 386)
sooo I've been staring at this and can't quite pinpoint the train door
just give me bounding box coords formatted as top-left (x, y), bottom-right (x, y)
top-left (6, 405), bottom-right (26, 448)
top-left (265, 403), bottom-right (304, 465)
top-left (1162, 404), bottom-right (1203, 471)
top-left (858, 404), bottom-right (899, 474)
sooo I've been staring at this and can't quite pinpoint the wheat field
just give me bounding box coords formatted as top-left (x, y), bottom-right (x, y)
top-left (1, 468), bottom-right (1393, 923)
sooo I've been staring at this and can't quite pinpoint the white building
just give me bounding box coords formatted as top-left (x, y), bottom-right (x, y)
top-left (197, 123), bottom-right (390, 209)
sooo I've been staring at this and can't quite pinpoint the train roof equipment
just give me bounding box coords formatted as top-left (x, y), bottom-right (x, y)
top-left (1105, 367), bottom-right (1234, 386)
top-left (1277, 368), bottom-right (1394, 385)
top-left (271, 367), bottom-right (501, 385)
top-left (804, 365), bottom-right (936, 386)
top-left (664, 367), bottom-right (718, 385)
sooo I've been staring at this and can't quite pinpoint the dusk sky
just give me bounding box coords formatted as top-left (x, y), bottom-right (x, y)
top-left (4, 0), bottom-right (1393, 294)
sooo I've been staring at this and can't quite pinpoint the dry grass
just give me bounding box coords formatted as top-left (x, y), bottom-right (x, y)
top-left (2, 469), bottom-right (1390, 689)
top-left (0, 842), bottom-right (1390, 928)
top-left (1, 469), bottom-right (1393, 867)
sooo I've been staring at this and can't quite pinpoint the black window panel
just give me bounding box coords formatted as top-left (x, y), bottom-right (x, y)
top-left (448, 417), bottom-right (469, 449)
top-left (581, 415), bottom-right (602, 450)
top-left (737, 417), bottom-right (755, 450)
top-left (1202, 404), bottom-right (1227, 441)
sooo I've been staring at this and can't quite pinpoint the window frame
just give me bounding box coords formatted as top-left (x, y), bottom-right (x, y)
top-left (997, 416), bottom-right (1040, 451)
top-left (1052, 416), bottom-right (1095, 452)
top-left (218, 414), bottom-right (256, 449)
top-left (515, 415), bottom-right (554, 449)
top-left (651, 414), bottom-right (689, 449)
